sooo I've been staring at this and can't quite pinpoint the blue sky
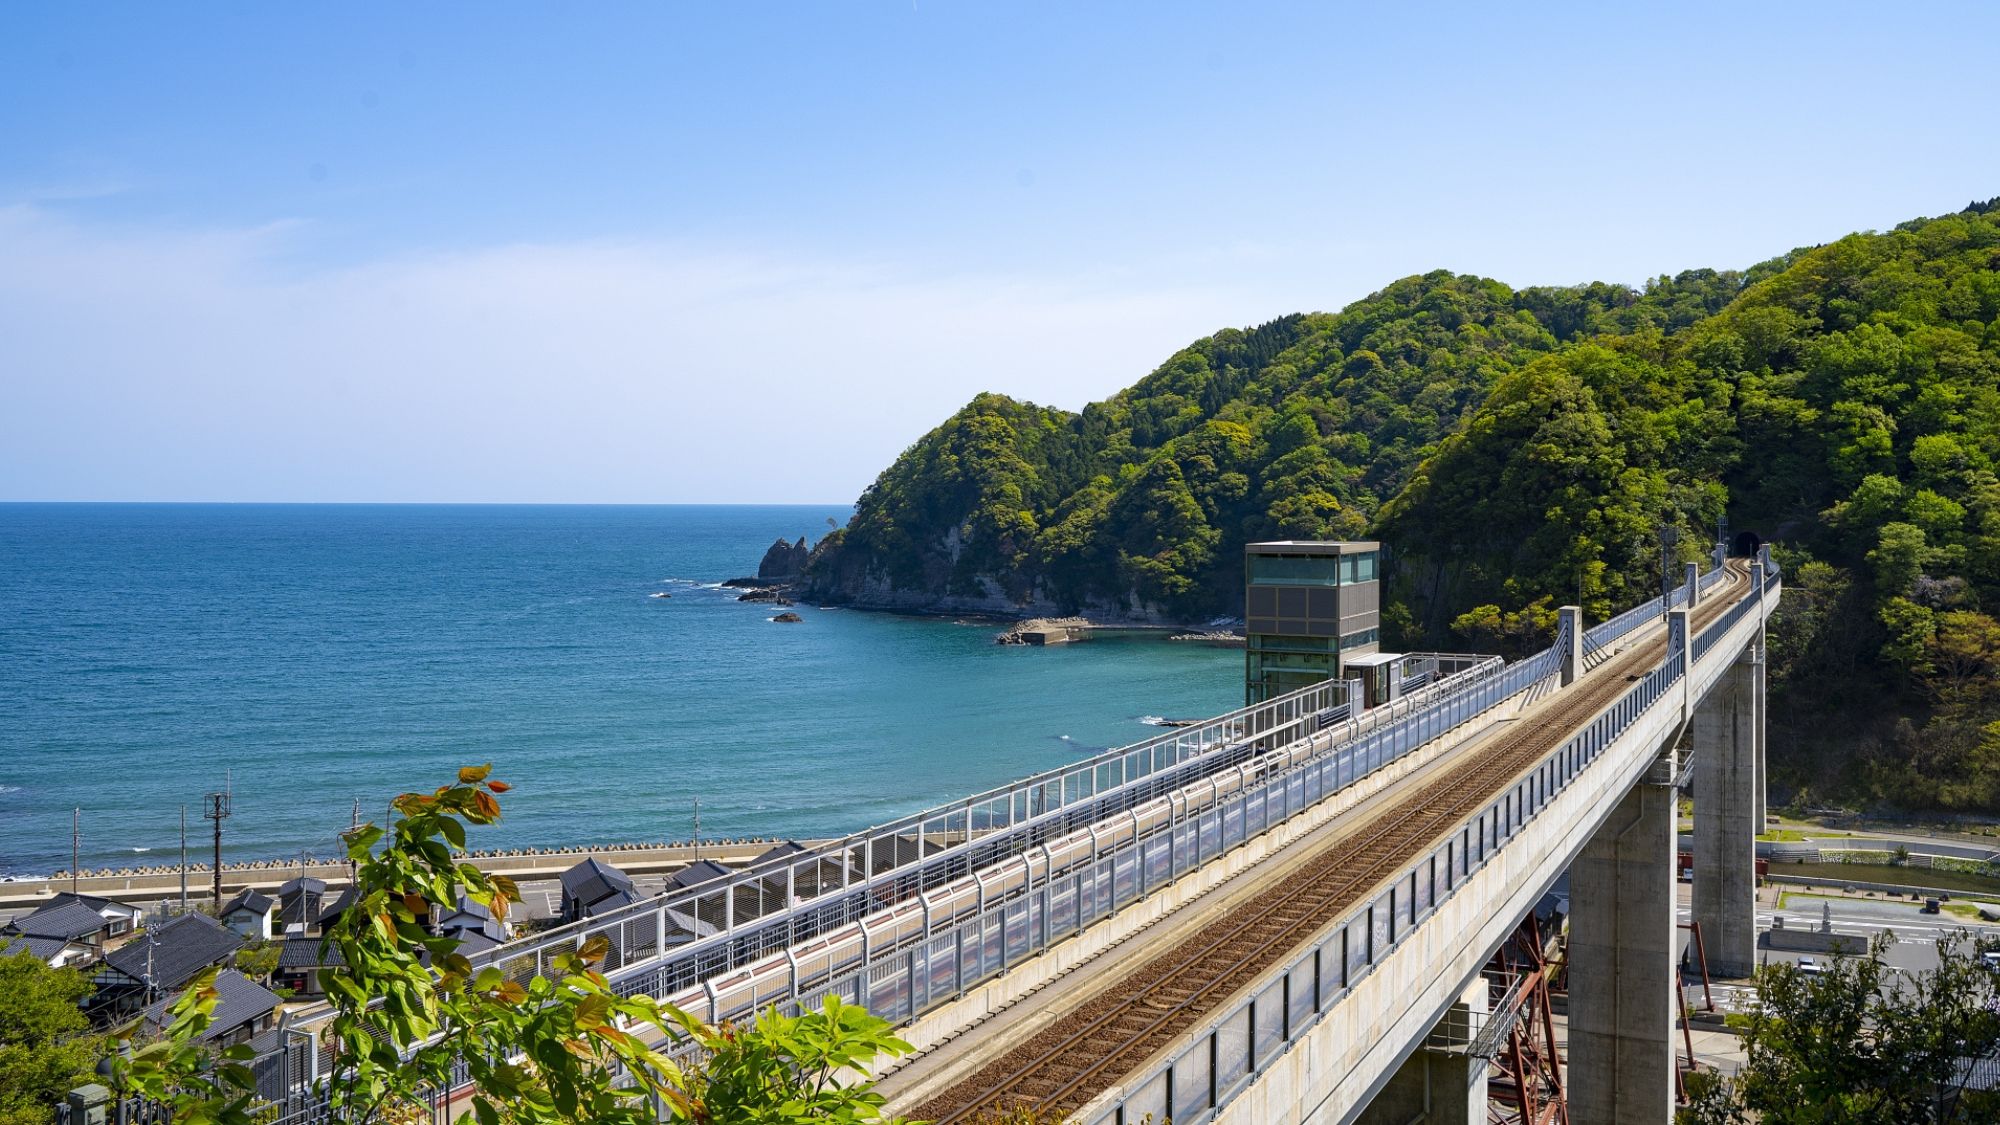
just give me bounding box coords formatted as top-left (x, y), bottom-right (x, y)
top-left (3, 3), bottom-right (1997, 502)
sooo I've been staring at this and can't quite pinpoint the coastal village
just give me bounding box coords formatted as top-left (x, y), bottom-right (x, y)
top-left (1, 836), bottom-right (848, 1058)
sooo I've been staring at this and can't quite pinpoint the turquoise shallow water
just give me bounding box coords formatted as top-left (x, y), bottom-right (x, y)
top-left (0, 504), bottom-right (1241, 875)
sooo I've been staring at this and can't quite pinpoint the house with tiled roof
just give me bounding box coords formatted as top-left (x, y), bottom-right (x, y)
top-left (1, 931), bottom-right (95, 969)
top-left (140, 969), bottom-right (280, 1047)
top-left (0, 896), bottom-right (138, 967)
top-left (220, 889), bottom-right (279, 941)
top-left (45, 892), bottom-right (143, 940)
top-left (90, 913), bottom-right (243, 1021)
top-left (436, 894), bottom-right (509, 947)
top-left (272, 937), bottom-right (344, 998)
top-left (669, 859), bottom-right (736, 892)
top-left (276, 877), bottom-right (328, 935)
top-left (558, 858), bottom-right (640, 922)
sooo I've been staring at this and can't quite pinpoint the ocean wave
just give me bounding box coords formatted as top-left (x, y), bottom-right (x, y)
top-left (0, 785), bottom-right (21, 795)
top-left (131, 846), bottom-right (152, 853)
top-left (1138, 715), bottom-right (1169, 727)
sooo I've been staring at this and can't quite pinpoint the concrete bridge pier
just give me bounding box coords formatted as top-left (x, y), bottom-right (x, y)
top-left (1693, 638), bottom-right (1764, 978)
top-left (1356, 977), bottom-right (1488, 1125)
top-left (1567, 772), bottom-right (1678, 1125)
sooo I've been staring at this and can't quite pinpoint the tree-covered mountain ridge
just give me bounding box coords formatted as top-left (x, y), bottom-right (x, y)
top-left (805, 199), bottom-right (2000, 812)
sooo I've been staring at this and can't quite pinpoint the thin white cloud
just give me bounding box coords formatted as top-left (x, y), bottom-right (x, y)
top-left (0, 207), bottom-right (1246, 502)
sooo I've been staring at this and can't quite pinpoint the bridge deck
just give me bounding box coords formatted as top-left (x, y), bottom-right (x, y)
top-left (902, 562), bottom-right (1754, 1123)
top-left (875, 665), bottom-right (1531, 1109)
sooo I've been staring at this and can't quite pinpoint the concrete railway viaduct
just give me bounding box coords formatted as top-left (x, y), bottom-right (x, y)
top-left (207, 546), bottom-right (1779, 1125)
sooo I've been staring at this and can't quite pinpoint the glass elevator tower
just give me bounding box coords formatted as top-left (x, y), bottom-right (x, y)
top-left (1244, 540), bottom-right (1382, 705)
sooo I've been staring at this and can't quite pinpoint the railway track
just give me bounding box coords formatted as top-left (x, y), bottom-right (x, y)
top-left (914, 562), bottom-right (1752, 1123)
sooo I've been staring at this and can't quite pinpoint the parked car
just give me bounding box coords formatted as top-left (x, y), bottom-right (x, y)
top-left (1796, 957), bottom-right (1825, 978)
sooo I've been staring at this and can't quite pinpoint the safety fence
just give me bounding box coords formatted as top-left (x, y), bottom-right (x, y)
top-left (634, 641), bottom-right (1536, 1026)
top-left (1693, 553), bottom-right (1769, 665)
top-left (1086, 563), bottom-right (1780, 1125)
top-left (464, 675), bottom-right (1358, 994)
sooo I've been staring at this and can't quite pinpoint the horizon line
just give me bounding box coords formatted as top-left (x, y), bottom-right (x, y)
top-left (0, 499), bottom-right (857, 507)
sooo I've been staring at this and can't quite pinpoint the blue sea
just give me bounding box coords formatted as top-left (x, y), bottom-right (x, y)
top-left (0, 504), bottom-right (1241, 876)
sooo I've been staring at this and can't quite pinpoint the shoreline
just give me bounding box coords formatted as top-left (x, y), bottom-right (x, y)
top-left (778, 582), bottom-right (1239, 633)
top-left (0, 835), bottom-right (807, 908)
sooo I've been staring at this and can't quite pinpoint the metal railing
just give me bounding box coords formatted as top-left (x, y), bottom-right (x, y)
top-left (1086, 563), bottom-right (1780, 1125)
top-left (635, 644), bottom-right (1532, 1028)
top-left (476, 676), bottom-right (1358, 987)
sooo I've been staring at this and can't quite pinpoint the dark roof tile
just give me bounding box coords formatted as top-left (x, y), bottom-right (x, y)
top-left (8, 901), bottom-right (109, 941)
top-left (275, 938), bottom-right (344, 969)
top-left (1, 933), bottom-right (78, 962)
top-left (222, 890), bottom-right (276, 918)
top-left (669, 860), bottom-right (737, 890)
top-left (143, 970), bottom-right (280, 1041)
top-left (559, 858), bottom-right (635, 910)
top-left (104, 914), bottom-right (243, 991)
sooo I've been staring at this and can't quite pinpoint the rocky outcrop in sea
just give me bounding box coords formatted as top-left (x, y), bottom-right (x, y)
top-left (758, 536), bottom-right (811, 580)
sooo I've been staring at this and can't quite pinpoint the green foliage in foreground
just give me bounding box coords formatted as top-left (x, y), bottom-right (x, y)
top-left (807, 198), bottom-right (2000, 811)
top-left (1679, 934), bottom-right (2000, 1124)
top-left (117, 766), bottom-right (916, 1125)
top-left (0, 951), bottom-right (104, 1125)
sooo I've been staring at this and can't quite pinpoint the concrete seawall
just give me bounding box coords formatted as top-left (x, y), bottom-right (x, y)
top-left (0, 837), bottom-right (830, 910)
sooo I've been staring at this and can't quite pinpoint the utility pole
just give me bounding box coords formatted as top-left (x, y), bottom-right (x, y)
top-left (204, 786), bottom-right (232, 911)
top-left (179, 806), bottom-right (189, 916)
top-left (349, 798), bottom-right (361, 885)
top-left (692, 797), bottom-right (701, 858)
top-left (71, 809), bottom-right (80, 895)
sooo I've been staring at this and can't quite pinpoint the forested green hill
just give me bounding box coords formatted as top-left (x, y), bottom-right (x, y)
top-left (805, 201), bottom-right (2000, 813)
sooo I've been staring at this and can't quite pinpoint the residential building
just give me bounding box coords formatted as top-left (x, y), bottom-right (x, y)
top-left (558, 858), bottom-right (640, 922)
top-left (140, 969), bottom-right (280, 1047)
top-left (90, 913), bottom-right (244, 1021)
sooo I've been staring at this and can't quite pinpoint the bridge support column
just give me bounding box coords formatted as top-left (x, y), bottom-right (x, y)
top-left (1685, 562), bottom-right (1702, 607)
top-left (1357, 977), bottom-right (1487, 1125)
top-left (1558, 605), bottom-right (1582, 686)
top-left (1694, 643), bottom-right (1762, 979)
top-left (1569, 779), bottom-right (1677, 1125)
